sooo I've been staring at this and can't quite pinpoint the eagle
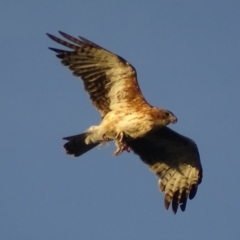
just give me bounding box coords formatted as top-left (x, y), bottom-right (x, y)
top-left (47, 31), bottom-right (202, 214)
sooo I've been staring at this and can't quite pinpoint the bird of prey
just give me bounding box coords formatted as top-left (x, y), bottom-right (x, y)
top-left (47, 31), bottom-right (202, 213)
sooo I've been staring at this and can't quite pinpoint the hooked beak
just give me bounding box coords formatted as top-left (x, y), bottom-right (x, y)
top-left (171, 116), bottom-right (178, 124)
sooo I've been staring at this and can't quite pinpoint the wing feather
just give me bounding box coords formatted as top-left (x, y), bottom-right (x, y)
top-left (127, 127), bottom-right (203, 214)
top-left (47, 31), bottom-right (148, 116)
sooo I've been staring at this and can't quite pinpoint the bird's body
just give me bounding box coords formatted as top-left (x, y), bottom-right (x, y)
top-left (47, 31), bottom-right (202, 213)
top-left (86, 106), bottom-right (176, 144)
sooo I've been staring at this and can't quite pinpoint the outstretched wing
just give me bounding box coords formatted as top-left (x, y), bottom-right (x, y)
top-left (47, 31), bottom-right (148, 117)
top-left (127, 127), bottom-right (202, 214)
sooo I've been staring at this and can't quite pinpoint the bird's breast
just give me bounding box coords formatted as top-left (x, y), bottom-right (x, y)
top-left (102, 108), bottom-right (162, 138)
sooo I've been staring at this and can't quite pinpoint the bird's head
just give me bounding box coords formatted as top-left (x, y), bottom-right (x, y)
top-left (162, 110), bottom-right (178, 125)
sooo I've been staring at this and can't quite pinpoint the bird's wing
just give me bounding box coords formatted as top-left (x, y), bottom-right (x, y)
top-left (127, 127), bottom-right (202, 214)
top-left (47, 31), bottom-right (149, 117)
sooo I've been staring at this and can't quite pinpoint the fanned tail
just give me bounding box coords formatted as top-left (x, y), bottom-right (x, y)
top-left (63, 133), bottom-right (99, 157)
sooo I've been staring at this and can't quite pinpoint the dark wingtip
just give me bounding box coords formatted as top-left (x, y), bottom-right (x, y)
top-left (189, 185), bottom-right (198, 200)
top-left (46, 33), bottom-right (55, 39)
top-left (172, 204), bottom-right (178, 214)
top-left (179, 202), bottom-right (187, 212)
top-left (58, 30), bottom-right (67, 37)
top-left (164, 198), bottom-right (170, 210)
top-left (48, 47), bottom-right (61, 53)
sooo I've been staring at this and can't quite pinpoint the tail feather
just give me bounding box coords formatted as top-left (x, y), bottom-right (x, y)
top-left (63, 133), bottom-right (99, 157)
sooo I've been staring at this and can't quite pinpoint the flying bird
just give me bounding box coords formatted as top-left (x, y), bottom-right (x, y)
top-left (47, 31), bottom-right (202, 213)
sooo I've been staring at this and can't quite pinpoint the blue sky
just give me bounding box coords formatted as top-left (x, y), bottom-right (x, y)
top-left (1, 1), bottom-right (240, 239)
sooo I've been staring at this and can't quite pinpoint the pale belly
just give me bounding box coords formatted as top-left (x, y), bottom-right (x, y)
top-left (101, 110), bottom-right (155, 139)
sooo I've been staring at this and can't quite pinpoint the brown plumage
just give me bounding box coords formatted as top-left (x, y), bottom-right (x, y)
top-left (47, 31), bottom-right (177, 155)
top-left (47, 31), bottom-right (202, 213)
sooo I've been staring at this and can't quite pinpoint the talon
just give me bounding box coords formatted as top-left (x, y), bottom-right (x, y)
top-left (113, 147), bottom-right (124, 156)
top-left (113, 149), bottom-right (122, 156)
top-left (113, 143), bottom-right (130, 156)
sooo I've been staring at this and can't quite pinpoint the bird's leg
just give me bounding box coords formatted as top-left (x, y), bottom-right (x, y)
top-left (113, 131), bottom-right (130, 156)
top-left (115, 131), bottom-right (124, 142)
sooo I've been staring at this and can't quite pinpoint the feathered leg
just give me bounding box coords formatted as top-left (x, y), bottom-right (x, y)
top-left (113, 131), bottom-right (130, 156)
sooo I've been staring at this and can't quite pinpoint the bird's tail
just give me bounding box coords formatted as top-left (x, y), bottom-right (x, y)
top-left (63, 133), bottom-right (99, 157)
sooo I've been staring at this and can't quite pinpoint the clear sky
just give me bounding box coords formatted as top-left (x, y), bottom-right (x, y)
top-left (1, 1), bottom-right (240, 239)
